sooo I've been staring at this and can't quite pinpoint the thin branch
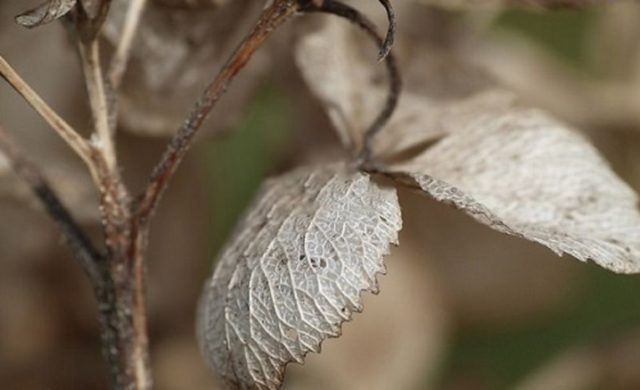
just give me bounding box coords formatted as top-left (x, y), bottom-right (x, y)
top-left (299, 0), bottom-right (402, 166)
top-left (306, 0), bottom-right (396, 60)
top-left (0, 55), bottom-right (99, 177)
top-left (135, 0), bottom-right (299, 222)
top-left (377, 0), bottom-right (396, 60)
top-left (74, 0), bottom-right (114, 43)
top-left (108, 0), bottom-right (148, 89)
top-left (0, 124), bottom-right (132, 389)
top-left (0, 124), bottom-right (104, 284)
top-left (79, 40), bottom-right (118, 171)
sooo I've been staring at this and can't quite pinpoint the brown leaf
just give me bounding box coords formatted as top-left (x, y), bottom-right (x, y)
top-left (15, 0), bottom-right (76, 28)
top-left (198, 163), bottom-right (402, 389)
top-left (384, 92), bottom-right (640, 273)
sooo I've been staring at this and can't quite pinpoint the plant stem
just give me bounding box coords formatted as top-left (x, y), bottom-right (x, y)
top-left (136, 0), bottom-right (299, 223)
top-left (299, 0), bottom-right (401, 166)
top-left (0, 124), bottom-right (125, 389)
top-left (108, 0), bottom-right (148, 89)
top-left (0, 55), bottom-right (99, 180)
top-left (0, 124), bottom-right (104, 284)
top-left (80, 40), bottom-right (118, 171)
top-left (4, 1), bottom-right (313, 389)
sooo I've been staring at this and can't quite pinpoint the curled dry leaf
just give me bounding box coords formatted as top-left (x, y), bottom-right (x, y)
top-left (297, 9), bottom-right (640, 273)
top-left (104, 0), bottom-right (269, 136)
top-left (198, 163), bottom-right (402, 389)
top-left (384, 91), bottom-right (640, 273)
top-left (295, 16), bottom-right (492, 158)
top-left (15, 0), bottom-right (76, 28)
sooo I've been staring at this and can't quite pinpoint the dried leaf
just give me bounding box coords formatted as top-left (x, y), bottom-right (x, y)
top-left (295, 17), bottom-right (493, 157)
top-left (198, 163), bottom-right (402, 389)
top-left (284, 242), bottom-right (448, 390)
top-left (104, 0), bottom-right (269, 136)
top-left (385, 93), bottom-right (640, 273)
top-left (15, 0), bottom-right (76, 28)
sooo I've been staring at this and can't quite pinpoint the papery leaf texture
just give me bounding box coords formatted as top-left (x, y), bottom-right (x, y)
top-left (384, 91), bottom-right (640, 273)
top-left (198, 163), bottom-right (403, 389)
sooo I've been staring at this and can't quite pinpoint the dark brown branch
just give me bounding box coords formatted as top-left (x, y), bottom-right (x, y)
top-left (0, 125), bottom-right (104, 282)
top-left (0, 124), bottom-right (132, 389)
top-left (377, 0), bottom-right (395, 60)
top-left (135, 0), bottom-right (299, 222)
top-left (299, 0), bottom-right (402, 166)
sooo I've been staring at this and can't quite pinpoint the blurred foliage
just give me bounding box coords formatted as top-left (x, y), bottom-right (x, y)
top-left (438, 265), bottom-right (640, 388)
top-left (492, 8), bottom-right (600, 73)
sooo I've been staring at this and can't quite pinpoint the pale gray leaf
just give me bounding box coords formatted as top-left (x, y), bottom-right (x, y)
top-left (386, 97), bottom-right (640, 273)
top-left (15, 0), bottom-right (77, 28)
top-left (198, 163), bottom-right (402, 389)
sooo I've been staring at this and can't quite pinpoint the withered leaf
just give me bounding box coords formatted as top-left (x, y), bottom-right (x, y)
top-left (198, 163), bottom-right (402, 389)
top-left (15, 0), bottom-right (77, 28)
top-left (104, 0), bottom-right (268, 136)
top-left (384, 93), bottom-right (640, 273)
top-left (295, 17), bottom-right (494, 158)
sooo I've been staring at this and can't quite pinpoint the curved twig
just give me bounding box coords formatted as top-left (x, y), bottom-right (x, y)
top-left (109, 0), bottom-right (148, 89)
top-left (298, 0), bottom-right (402, 166)
top-left (0, 55), bottom-right (102, 181)
top-left (136, 0), bottom-right (299, 223)
top-left (377, 0), bottom-right (396, 60)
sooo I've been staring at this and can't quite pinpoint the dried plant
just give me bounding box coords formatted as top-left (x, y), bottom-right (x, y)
top-left (2, 0), bottom-right (640, 390)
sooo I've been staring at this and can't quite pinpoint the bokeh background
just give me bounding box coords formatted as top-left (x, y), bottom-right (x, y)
top-left (2, 1), bottom-right (640, 389)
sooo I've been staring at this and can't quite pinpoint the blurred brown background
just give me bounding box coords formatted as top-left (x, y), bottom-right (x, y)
top-left (2, 1), bottom-right (640, 389)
